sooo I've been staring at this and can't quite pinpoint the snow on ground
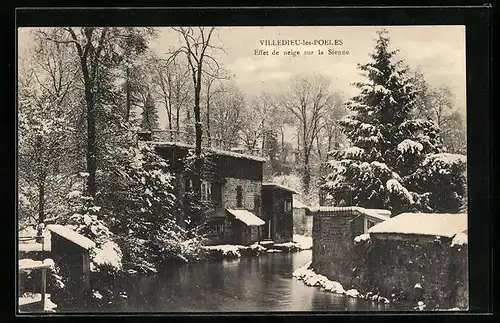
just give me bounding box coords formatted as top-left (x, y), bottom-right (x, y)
top-left (450, 232), bottom-right (468, 247)
top-left (273, 242), bottom-right (298, 251)
top-left (354, 233), bottom-right (370, 243)
top-left (18, 293), bottom-right (57, 312)
top-left (292, 261), bottom-right (347, 295)
top-left (201, 239), bottom-right (311, 259)
top-left (201, 244), bottom-right (243, 257)
top-left (293, 261), bottom-right (390, 304)
top-left (201, 243), bottom-right (268, 258)
top-left (293, 234), bottom-right (312, 250)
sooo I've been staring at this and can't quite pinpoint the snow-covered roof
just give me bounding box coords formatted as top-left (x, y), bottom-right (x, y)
top-left (368, 213), bottom-right (467, 238)
top-left (293, 197), bottom-right (309, 209)
top-left (262, 183), bottom-right (298, 194)
top-left (226, 209), bottom-right (265, 226)
top-left (19, 258), bottom-right (53, 270)
top-left (355, 207), bottom-right (391, 222)
top-left (47, 225), bottom-right (96, 250)
top-left (149, 141), bottom-right (267, 162)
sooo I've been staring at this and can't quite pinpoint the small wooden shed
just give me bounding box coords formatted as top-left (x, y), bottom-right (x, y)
top-left (262, 183), bottom-right (298, 243)
top-left (47, 225), bottom-right (95, 300)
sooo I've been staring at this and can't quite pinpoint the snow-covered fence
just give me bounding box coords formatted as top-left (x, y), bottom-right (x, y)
top-left (18, 260), bottom-right (51, 312)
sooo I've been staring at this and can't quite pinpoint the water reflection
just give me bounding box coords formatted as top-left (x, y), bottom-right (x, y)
top-left (106, 250), bottom-right (391, 312)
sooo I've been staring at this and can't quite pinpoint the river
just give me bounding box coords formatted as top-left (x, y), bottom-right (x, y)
top-left (95, 250), bottom-right (395, 312)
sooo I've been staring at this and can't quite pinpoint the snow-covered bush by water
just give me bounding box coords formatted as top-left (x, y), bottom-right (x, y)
top-left (293, 261), bottom-right (391, 304)
top-left (91, 241), bottom-right (123, 272)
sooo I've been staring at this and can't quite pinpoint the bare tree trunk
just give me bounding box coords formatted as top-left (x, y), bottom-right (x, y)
top-left (303, 146), bottom-right (311, 195)
top-left (316, 135), bottom-right (322, 161)
top-left (125, 67), bottom-right (131, 122)
top-left (176, 105), bottom-right (180, 141)
top-left (327, 132), bottom-right (332, 153)
top-left (37, 178), bottom-right (46, 224)
top-left (206, 94), bottom-right (212, 147)
top-left (68, 27), bottom-right (104, 198)
top-left (167, 110), bottom-right (173, 140)
top-left (34, 136), bottom-right (46, 225)
top-left (85, 84), bottom-right (98, 197)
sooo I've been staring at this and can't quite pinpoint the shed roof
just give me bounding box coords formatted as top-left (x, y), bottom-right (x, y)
top-left (226, 209), bottom-right (265, 226)
top-left (368, 213), bottom-right (467, 238)
top-left (262, 183), bottom-right (298, 194)
top-left (150, 141), bottom-right (267, 162)
top-left (47, 225), bottom-right (96, 250)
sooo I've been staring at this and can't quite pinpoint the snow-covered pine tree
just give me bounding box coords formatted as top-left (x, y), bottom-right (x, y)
top-left (322, 29), bottom-right (444, 214)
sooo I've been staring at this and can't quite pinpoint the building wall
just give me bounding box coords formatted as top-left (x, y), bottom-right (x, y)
top-left (155, 144), bottom-right (265, 245)
top-left (312, 212), bottom-right (468, 309)
top-left (353, 236), bottom-right (468, 309)
top-left (218, 155), bottom-right (263, 182)
top-left (272, 189), bottom-right (293, 243)
top-left (262, 187), bottom-right (293, 243)
top-left (312, 213), bottom-right (364, 283)
top-left (223, 178), bottom-right (262, 215)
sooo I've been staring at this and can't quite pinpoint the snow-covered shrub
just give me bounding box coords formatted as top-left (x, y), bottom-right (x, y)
top-left (408, 153), bottom-right (466, 213)
top-left (96, 142), bottom-right (206, 273)
top-left (201, 245), bottom-right (242, 259)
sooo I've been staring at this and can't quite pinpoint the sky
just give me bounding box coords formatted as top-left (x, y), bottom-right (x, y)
top-left (148, 25), bottom-right (467, 124)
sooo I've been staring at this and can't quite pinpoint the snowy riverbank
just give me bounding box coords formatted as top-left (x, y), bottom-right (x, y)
top-left (200, 235), bottom-right (313, 260)
top-left (292, 261), bottom-right (391, 304)
top-left (292, 261), bottom-right (467, 311)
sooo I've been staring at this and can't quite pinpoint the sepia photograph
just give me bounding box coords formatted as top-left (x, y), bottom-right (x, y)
top-left (17, 24), bottom-right (468, 313)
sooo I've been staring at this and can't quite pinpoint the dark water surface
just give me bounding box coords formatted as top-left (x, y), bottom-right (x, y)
top-left (107, 250), bottom-right (395, 312)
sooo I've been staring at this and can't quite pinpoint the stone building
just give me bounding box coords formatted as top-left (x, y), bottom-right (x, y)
top-left (365, 213), bottom-right (468, 308)
top-left (151, 141), bottom-right (267, 245)
top-left (310, 206), bottom-right (390, 283)
top-left (310, 208), bottom-right (468, 309)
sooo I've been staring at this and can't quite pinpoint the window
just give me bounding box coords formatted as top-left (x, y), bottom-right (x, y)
top-left (215, 223), bottom-right (225, 235)
top-left (284, 200), bottom-right (292, 212)
top-left (236, 185), bottom-right (243, 207)
top-left (201, 181), bottom-right (212, 201)
top-left (254, 194), bottom-right (261, 211)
